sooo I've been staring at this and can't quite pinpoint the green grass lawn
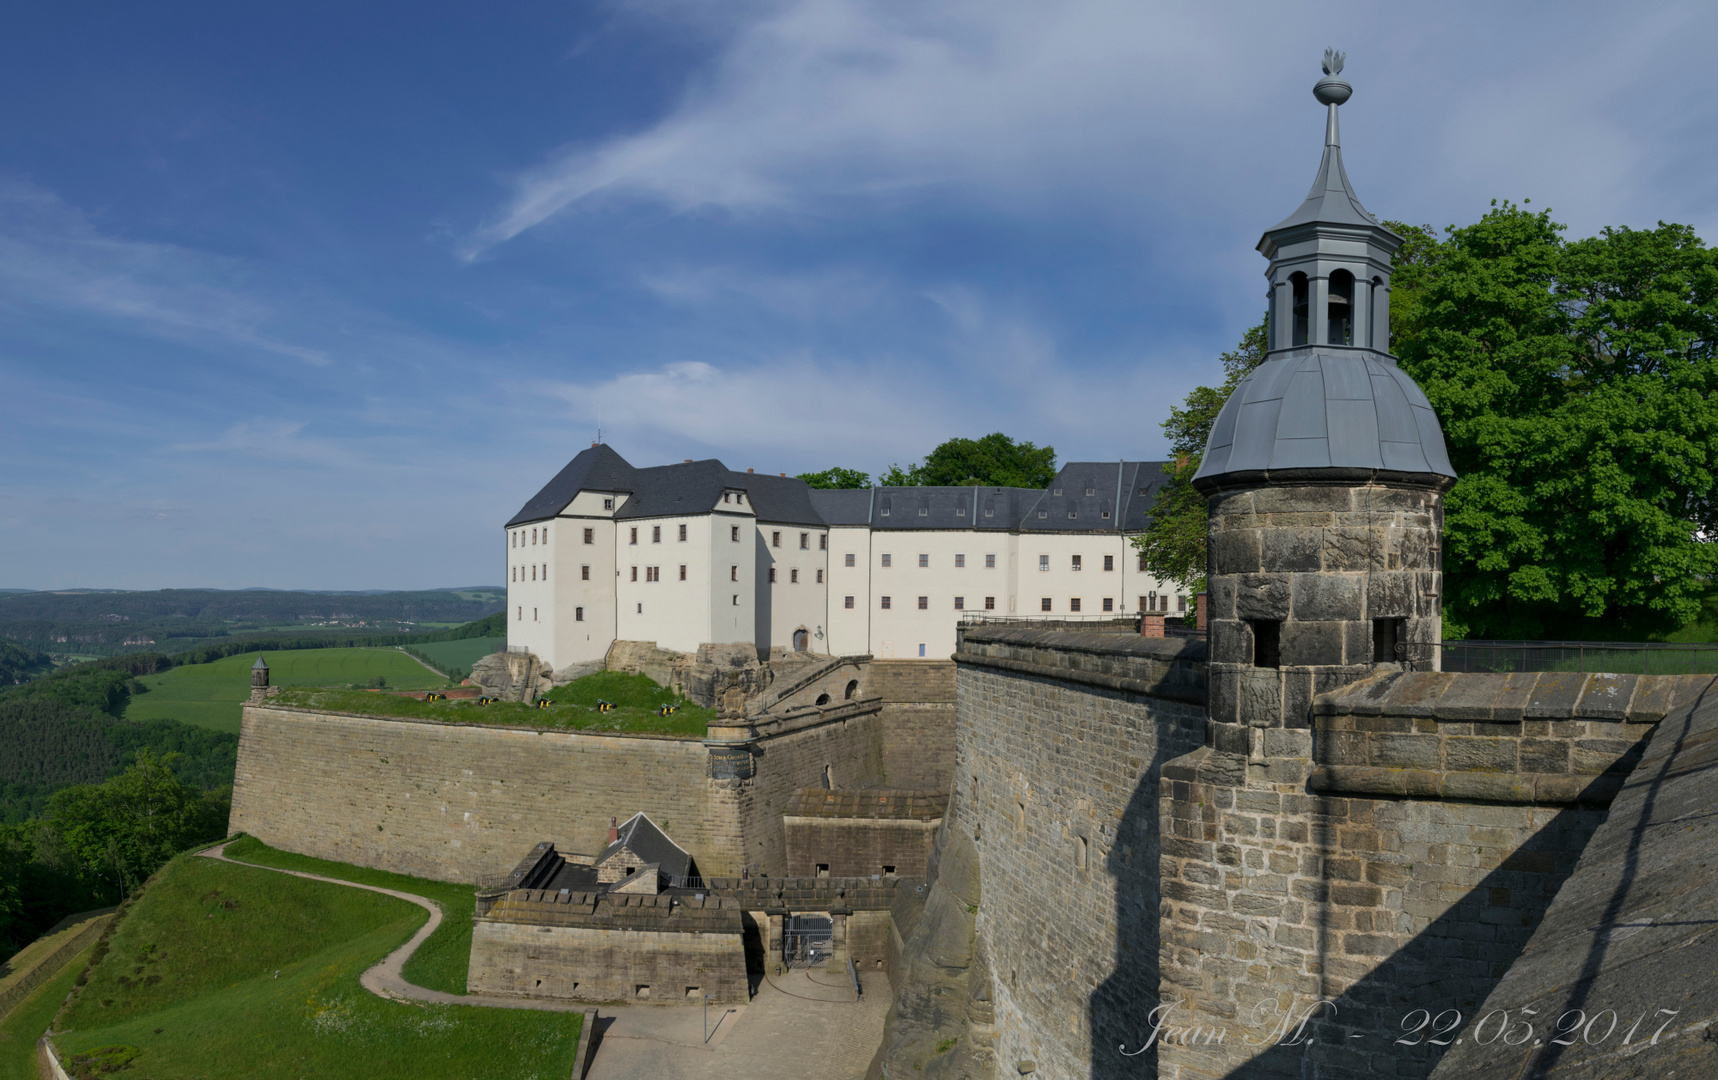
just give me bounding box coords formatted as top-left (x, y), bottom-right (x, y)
top-left (0, 942), bottom-right (94, 1080)
top-left (409, 637), bottom-right (505, 675)
top-left (52, 854), bottom-right (579, 1080)
top-left (272, 670), bottom-right (713, 737)
top-left (222, 836), bottom-right (473, 994)
top-left (125, 649), bottom-right (449, 734)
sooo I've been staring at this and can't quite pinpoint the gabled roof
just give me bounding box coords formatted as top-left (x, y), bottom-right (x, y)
top-left (598, 812), bottom-right (692, 880)
top-left (613, 459), bottom-right (733, 520)
top-left (506, 444), bottom-right (637, 527)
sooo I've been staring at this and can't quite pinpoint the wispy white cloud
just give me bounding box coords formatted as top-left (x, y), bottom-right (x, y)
top-left (0, 178), bottom-right (330, 365)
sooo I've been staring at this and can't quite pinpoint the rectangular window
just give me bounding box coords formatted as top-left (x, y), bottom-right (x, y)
top-left (581, 565), bottom-right (590, 580)
top-left (1041, 597), bottom-right (1052, 612)
top-left (791, 569), bottom-right (799, 583)
top-left (1103, 554), bottom-right (1114, 571)
top-left (1072, 554), bottom-right (1082, 571)
top-left (650, 566), bottom-right (661, 582)
top-left (1070, 597), bottom-right (1082, 612)
top-left (1039, 555), bottom-right (1049, 572)
top-left (1138, 553), bottom-right (1147, 572)
top-left (731, 566), bottom-right (738, 581)
top-left (533, 607), bottom-right (537, 621)
top-left (816, 569), bottom-right (824, 583)
top-left (917, 596), bottom-right (928, 610)
top-left (1102, 597), bottom-right (1114, 612)
top-left (984, 596), bottom-right (995, 610)
top-left (918, 553), bottom-right (928, 567)
top-left (510, 532), bottom-right (515, 548)
top-left (679, 565), bottom-right (687, 581)
top-left (1373, 618), bottom-right (1404, 663)
top-left (954, 596), bottom-right (964, 610)
top-left (1138, 596), bottom-right (1148, 612)
top-left (918, 643), bottom-right (926, 657)
top-left (542, 564), bottom-right (548, 580)
top-left (531, 528), bottom-right (536, 544)
top-left (603, 497), bottom-right (614, 510)
top-left (732, 526), bottom-right (740, 542)
top-left (517, 606), bottom-right (521, 620)
top-left (985, 554), bottom-right (996, 569)
top-left (955, 554), bottom-right (965, 568)
top-left (631, 567), bottom-right (638, 582)
top-left (652, 525), bottom-right (661, 543)
top-left (530, 565), bottom-right (536, 580)
top-left (845, 595), bottom-right (855, 609)
top-left (845, 553), bottom-right (856, 567)
top-left (630, 527), bottom-right (638, 545)
top-left (733, 595), bottom-right (739, 605)
top-left (1252, 620), bottom-right (1282, 668)
top-left (772, 531), bottom-right (781, 548)
top-left (576, 607), bottom-right (584, 621)
top-left (584, 528), bottom-right (594, 544)
top-left (819, 534), bottom-right (827, 550)
top-left (1178, 595), bottom-right (1188, 612)
top-left (800, 532), bottom-right (809, 549)
top-left (679, 523), bottom-right (687, 541)
top-left (881, 596), bottom-right (892, 609)
top-left (881, 554), bottom-right (892, 568)
top-left (769, 568), bottom-right (777, 583)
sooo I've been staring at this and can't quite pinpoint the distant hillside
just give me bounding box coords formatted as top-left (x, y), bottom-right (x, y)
top-left (0, 587), bottom-right (504, 658)
top-left (0, 641), bottom-right (54, 685)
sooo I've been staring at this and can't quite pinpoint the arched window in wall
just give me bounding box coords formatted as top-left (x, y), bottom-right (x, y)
top-left (1290, 273), bottom-right (1310, 346)
top-left (1328, 269), bottom-right (1354, 345)
top-left (1371, 276), bottom-right (1386, 350)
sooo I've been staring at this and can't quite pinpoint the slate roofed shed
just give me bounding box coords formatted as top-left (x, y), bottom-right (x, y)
top-left (597, 812), bottom-right (693, 881)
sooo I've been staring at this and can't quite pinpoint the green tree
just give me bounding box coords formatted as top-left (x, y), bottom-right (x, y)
top-left (1132, 317), bottom-right (1270, 591)
top-left (45, 750), bottom-right (230, 895)
top-left (882, 433), bottom-right (1058, 488)
top-left (1393, 203), bottom-right (1718, 637)
top-left (796, 467), bottom-right (872, 489)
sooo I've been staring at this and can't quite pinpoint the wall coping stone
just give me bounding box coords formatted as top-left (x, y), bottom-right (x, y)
top-left (953, 628), bottom-right (1207, 706)
top-left (1313, 671), bottom-right (1713, 726)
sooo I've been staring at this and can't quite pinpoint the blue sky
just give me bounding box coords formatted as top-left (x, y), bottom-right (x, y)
top-left (4, 1), bottom-right (1716, 590)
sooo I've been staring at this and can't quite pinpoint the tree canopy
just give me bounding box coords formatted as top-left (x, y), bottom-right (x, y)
top-left (1394, 204), bottom-right (1718, 638)
top-left (796, 467), bottom-right (872, 489)
top-left (882, 433), bottom-right (1058, 488)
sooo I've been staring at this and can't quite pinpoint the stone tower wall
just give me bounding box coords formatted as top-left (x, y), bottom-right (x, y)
top-left (1205, 479), bottom-right (1445, 749)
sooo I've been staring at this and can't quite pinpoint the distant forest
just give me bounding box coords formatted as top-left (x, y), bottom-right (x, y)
top-left (0, 587), bottom-right (504, 658)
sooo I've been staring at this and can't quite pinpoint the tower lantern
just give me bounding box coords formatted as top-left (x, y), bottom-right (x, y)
top-left (1192, 53), bottom-right (1457, 752)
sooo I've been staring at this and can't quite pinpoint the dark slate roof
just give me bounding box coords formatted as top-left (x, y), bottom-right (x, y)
top-left (807, 487), bottom-right (874, 526)
top-left (598, 812), bottom-right (692, 880)
top-left (783, 788), bottom-right (948, 820)
top-left (612, 459), bottom-right (732, 521)
top-left (1262, 135), bottom-right (1383, 238)
top-left (509, 447), bottom-right (1174, 532)
top-left (506, 444), bottom-right (637, 527)
top-left (1194, 350), bottom-right (1455, 483)
top-left (252, 655), bottom-right (268, 670)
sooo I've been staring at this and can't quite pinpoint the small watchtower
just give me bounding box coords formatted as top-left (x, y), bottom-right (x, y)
top-left (249, 654), bottom-right (270, 703)
top-left (1192, 52), bottom-right (1457, 751)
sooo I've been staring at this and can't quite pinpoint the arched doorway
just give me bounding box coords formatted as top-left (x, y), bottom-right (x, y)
top-left (792, 628), bottom-right (809, 652)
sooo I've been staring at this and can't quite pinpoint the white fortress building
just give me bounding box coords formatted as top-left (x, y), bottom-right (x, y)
top-left (504, 444), bottom-right (1186, 671)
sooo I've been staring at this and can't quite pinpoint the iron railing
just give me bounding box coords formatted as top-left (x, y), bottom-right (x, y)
top-left (1440, 640), bottom-right (1718, 675)
top-left (958, 613), bottom-right (1200, 636)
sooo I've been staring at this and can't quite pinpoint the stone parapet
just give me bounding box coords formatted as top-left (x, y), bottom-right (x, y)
top-left (953, 625), bottom-right (1207, 705)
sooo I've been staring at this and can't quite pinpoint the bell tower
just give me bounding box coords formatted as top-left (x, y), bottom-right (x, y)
top-left (1193, 53), bottom-right (1458, 751)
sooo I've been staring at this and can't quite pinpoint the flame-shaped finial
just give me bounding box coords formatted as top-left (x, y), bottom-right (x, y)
top-left (1314, 49), bottom-right (1353, 109)
top-left (1322, 49), bottom-right (1345, 77)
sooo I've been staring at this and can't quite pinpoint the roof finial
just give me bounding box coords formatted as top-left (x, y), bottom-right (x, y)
top-left (1313, 49), bottom-right (1352, 147)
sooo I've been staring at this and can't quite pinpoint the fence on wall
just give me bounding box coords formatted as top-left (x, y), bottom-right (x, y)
top-left (1439, 640), bottom-right (1718, 675)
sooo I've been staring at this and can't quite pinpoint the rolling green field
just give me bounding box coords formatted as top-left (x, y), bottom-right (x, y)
top-left (52, 853), bottom-right (580, 1079)
top-left (409, 636), bottom-right (505, 675)
top-left (124, 649), bottom-right (448, 734)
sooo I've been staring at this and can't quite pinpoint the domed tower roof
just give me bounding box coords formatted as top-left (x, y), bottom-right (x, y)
top-left (1194, 51), bottom-right (1455, 491)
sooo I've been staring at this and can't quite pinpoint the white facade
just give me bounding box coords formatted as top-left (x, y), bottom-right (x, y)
top-left (505, 448), bottom-right (1187, 675)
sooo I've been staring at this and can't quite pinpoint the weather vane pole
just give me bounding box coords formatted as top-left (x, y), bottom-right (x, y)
top-left (1314, 49), bottom-right (1352, 147)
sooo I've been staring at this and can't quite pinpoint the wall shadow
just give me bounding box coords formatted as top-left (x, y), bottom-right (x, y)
top-left (1214, 802), bottom-right (1608, 1080)
top-left (1089, 709), bottom-right (1201, 1078)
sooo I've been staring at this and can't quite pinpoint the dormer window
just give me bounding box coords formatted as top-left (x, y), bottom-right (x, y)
top-left (1290, 272), bottom-right (1310, 346)
top-left (603, 497), bottom-right (614, 510)
top-left (1328, 269), bottom-right (1354, 345)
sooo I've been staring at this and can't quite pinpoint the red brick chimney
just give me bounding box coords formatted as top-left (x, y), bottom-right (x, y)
top-left (608, 817), bottom-right (619, 844)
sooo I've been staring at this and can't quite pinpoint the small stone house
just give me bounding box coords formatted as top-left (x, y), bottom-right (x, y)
top-left (594, 812), bottom-right (694, 895)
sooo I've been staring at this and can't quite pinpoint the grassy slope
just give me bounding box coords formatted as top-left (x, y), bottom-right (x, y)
top-left (222, 836), bottom-right (473, 994)
top-left (125, 649), bottom-right (447, 734)
top-left (0, 942), bottom-right (94, 1080)
top-left (409, 637), bottom-right (506, 674)
top-left (273, 669), bottom-right (713, 737)
top-left (53, 855), bottom-right (579, 1080)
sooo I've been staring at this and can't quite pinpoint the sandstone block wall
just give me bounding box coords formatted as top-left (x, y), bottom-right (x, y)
top-left (469, 922), bottom-right (749, 1003)
top-left (783, 816), bottom-right (941, 878)
top-left (1204, 481), bottom-right (1446, 753)
top-left (951, 628), bottom-right (1207, 1080)
top-left (870, 660), bottom-right (958, 791)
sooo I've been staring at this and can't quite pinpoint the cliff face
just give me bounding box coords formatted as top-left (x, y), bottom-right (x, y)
top-left (867, 823), bottom-right (996, 1080)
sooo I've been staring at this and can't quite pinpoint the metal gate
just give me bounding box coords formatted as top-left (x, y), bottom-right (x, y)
top-left (782, 915), bottom-right (833, 968)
